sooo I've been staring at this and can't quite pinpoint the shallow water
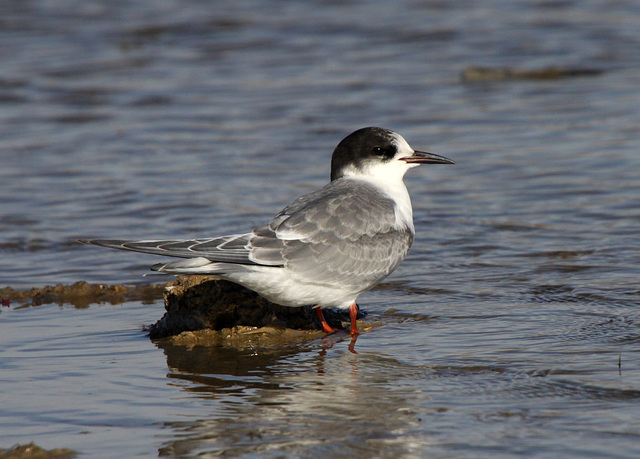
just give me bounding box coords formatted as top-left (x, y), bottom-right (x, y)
top-left (2, 0), bottom-right (640, 457)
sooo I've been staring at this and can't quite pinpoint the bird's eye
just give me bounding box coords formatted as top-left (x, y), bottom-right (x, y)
top-left (372, 145), bottom-right (396, 158)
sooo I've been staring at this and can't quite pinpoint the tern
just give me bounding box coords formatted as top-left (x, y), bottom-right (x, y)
top-left (79, 127), bottom-right (454, 335)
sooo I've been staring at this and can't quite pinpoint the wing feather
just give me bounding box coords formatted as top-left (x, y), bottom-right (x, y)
top-left (80, 177), bottom-right (414, 284)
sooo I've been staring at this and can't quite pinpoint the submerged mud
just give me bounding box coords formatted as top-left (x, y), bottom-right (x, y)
top-left (0, 281), bottom-right (164, 308)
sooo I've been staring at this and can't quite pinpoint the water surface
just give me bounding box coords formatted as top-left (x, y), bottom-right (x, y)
top-left (1, 0), bottom-right (640, 457)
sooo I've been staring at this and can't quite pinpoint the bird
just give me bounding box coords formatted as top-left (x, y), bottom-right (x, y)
top-left (79, 127), bottom-right (454, 335)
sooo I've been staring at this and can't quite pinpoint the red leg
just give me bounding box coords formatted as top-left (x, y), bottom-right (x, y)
top-left (348, 303), bottom-right (360, 336)
top-left (315, 307), bottom-right (338, 333)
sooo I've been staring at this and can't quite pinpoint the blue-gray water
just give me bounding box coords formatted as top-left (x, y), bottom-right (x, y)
top-left (2, 0), bottom-right (640, 457)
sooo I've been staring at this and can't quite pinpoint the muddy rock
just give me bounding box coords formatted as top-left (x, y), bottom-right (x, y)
top-left (148, 276), bottom-right (364, 339)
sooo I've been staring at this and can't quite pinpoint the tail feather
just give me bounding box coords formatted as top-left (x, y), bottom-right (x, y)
top-left (77, 236), bottom-right (257, 264)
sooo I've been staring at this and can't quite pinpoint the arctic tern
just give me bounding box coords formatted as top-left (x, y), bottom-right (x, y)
top-left (79, 127), bottom-right (454, 335)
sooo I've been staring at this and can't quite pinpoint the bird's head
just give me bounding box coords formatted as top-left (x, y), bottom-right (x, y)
top-left (330, 127), bottom-right (454, 181)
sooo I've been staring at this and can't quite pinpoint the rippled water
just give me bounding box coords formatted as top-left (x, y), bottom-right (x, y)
top-left (2, 0), bottom-right (640, 457)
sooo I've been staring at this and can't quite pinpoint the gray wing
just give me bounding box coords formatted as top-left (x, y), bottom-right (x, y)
top-left (268, 178), bottom-right (414, 286)
top-left (79, 178), bottom-right (413, 282)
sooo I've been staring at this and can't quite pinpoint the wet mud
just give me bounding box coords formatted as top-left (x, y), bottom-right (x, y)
top-left (0, 281), bottom-right (164, 309)
top-left (162, 326), bottom-right (327, 349)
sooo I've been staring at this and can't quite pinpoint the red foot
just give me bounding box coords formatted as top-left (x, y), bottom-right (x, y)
top-left (315, 307), bottom-right (338, 333)
top-left (349, 303), bottom-right (360, 336)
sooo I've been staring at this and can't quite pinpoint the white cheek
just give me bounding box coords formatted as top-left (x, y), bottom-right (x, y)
top-left (362, 159), bottom-right (410, 181)
top-left (340, 159), bottom-right (410, 180)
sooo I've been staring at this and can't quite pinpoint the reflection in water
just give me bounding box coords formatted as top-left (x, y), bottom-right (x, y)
top-left (1, 301), bottom-right (638, 457)
top-left (155, 336), bottom-right (434, 457)
top-left (153, 308), bottom-right (640, 457)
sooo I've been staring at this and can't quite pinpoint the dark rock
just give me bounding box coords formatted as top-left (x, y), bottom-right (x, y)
top-left (148, 276), bottom-right (363, 338)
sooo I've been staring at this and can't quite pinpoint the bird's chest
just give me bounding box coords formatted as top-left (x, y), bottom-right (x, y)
top-left (391, 188), bottom-right (414, 233)
top-left (370, 179), bottom-right (415, 235)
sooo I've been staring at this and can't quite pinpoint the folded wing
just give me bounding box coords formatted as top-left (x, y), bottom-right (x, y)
top-left (79, 177), bottom-right (412, 283)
